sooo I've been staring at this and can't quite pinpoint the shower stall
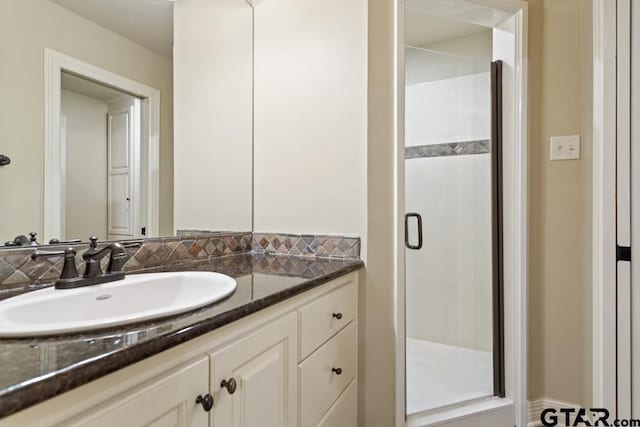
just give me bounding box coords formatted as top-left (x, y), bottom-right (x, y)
top-left (403, 2), bottom-right (509, 419)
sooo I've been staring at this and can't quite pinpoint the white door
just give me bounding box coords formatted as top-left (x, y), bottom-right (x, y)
top-left (633, 0), bottom-right (640, 417)
top-left (625, 0), bottom-right (640, 418)
top-left (107, 98), bottom-right (141, 240)
top-left (64, 357), bottom-right (210, 427)
top-left (210, 312), bottom-right (297, 427)
top-left (616, 0), bottom-right (640, 418)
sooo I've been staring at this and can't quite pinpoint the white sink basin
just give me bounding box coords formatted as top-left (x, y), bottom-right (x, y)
top-left (0, 272), bottom-right (237, 337)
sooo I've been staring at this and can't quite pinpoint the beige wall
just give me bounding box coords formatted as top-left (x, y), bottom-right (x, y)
top-left (363, 0), bottom-right (396, 425)
top-left (528, 0), bottom-right (593, 407)
top-left (61, 90), bottom-right (108, 240)
top-left (0, 0), bottom-right (173, 240)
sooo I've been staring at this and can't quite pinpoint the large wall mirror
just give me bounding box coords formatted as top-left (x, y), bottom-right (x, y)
top-left (0, 0), bottom-right (254, 247)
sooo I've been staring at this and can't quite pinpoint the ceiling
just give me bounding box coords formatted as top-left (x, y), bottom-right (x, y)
top-left (62, 72), bottom-right (134, 102)
top-left (405, 9), bottom-right (488, 47)
top-left (49, 0), bottom-right (173, 58)
top-left (406, 0), bottom-right (513, 29)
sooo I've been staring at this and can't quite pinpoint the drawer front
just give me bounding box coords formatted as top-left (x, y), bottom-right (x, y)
top-left (299, 322), bottom-right (356, 427)
top-left (299, 279), bottom-right (356, 360)
top-left (317, 380), bottom-right (357, 427)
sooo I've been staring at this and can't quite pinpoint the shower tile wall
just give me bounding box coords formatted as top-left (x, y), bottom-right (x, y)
top-left (405, 73), bottom-right (490, 148)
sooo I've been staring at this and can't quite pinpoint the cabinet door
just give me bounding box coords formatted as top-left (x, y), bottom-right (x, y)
top-left (63, 357), bottom-right (209, 427)
top-left (211, 312), bottom-right (297, 427)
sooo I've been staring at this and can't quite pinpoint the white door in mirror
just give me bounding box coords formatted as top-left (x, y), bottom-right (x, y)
top-left (0, 272), bottom-right (237, 337)
top-left (107, 98), bottom-right (141, 240)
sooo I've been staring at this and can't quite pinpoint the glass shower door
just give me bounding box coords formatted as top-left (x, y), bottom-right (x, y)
top-left (404, 44), bottom-right (503, 416)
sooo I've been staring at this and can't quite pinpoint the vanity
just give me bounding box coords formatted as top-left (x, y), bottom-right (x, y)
top-left (0, 251), bottom-right (362, 427)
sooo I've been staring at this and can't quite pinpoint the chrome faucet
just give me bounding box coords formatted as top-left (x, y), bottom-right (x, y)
top-left (31, 236), bottom-right (136, 289)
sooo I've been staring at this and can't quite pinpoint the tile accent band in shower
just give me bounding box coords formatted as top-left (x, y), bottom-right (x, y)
top-left (405, 139), bottom-right (491, 159)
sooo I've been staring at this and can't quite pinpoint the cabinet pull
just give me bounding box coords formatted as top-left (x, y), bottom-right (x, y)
top-left (332, 367), bottom-right (343, 375)
top-left (195, 394), bottom-right (214, 412)
top-left (220, 377), bottom-right (237, 394)
top-left (332, 312), bottom-right (343, 320)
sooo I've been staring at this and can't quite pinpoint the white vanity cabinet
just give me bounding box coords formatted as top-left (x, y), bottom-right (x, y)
top-left (211, 312), bottom-right (297, 427)
top-left (0, 272), bottom-right (358, 427)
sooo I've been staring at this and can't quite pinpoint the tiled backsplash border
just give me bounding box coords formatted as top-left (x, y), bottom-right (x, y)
top-left (0, 232), bottom-right (361, 298)
top-left (405, 139), bottom-right (491, 159)
top-left (252, 233), bottom-right (360, 259)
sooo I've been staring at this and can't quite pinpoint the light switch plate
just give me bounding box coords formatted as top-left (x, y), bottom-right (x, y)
top-left (550, 135), bottom-right (580, 160)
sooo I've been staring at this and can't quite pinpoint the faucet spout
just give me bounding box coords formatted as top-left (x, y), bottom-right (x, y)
top-left (82, 237), bottom-right (128, 278)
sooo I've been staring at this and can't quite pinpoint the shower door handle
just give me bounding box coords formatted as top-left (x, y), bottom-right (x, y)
top-left (404, 213), bottom-right (423, 250)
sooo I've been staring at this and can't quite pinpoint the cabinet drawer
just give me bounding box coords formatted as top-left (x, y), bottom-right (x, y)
top-left (317, 380), bottom-right (357, 427)
top-left (299, 322), bottom-right (356, 427)
top-left (299, 279), bottom-right (356, 360)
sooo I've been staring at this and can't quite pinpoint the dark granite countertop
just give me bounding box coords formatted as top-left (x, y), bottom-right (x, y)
top-left (0, 253), bottom-right (363, 419)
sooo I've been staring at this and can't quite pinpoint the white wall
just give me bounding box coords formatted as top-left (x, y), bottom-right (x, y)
top-left (173, 0), bottom-right (253, 233)
top-left (61, 90), bottom-right (108, 240)
top-left (0, 0), bottom-right (173, 239)
top-left (405, 73), bottom-right (491, 146)
top-left (252, 0), bottom-right (367, 251)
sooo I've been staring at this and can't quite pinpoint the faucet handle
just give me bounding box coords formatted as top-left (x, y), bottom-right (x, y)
top-left (48, 238), bottom-right (82, 245)
top-left (31, 247), bottom-right (79, 281)
top-left (31, 247), bottom-right (76, 260)
top-left (106, 243), bottom-right (130, 274)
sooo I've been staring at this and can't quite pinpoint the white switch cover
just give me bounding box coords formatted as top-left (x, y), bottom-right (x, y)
top-left (550, 135), bottom-right (580, 160)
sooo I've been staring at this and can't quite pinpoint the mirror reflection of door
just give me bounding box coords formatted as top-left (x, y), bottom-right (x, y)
top-left (61, 72), bottom-right (142, 241)
top-left (107, 98), bottom-right (141, 241)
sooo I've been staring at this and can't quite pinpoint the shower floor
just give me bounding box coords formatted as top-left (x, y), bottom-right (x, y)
top-left (406, 338), bottom-right (493, 415)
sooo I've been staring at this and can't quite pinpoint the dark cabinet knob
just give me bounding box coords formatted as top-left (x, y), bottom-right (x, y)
top-left (332, 367), bottom-right (343, 375)
top-left (220, 378), bottom-right (237, 394)
top-left (332, 312), bottom-right (343, 320)
top-left (195, 394), bottom-right (214, 412)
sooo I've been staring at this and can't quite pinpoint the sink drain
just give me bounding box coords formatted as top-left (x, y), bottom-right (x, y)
top-left (96, 294), bottom-right (112, 301)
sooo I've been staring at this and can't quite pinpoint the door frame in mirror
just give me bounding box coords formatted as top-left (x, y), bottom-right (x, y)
top-left (43, 49), bottom-right (160, 242)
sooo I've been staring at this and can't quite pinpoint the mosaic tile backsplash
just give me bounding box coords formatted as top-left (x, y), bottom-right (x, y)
top-left (252, 233), bottom-right (361, 258)
top-left (405, 139), bottom-right (491, 159)
top-left (0, 232), bottom-right (360, 299)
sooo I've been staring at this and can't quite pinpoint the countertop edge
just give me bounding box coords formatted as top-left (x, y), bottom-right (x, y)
top-left (0, 261), bottom-right (363, 419)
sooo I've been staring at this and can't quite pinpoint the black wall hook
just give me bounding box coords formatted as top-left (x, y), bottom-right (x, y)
top-left (0, 155), bottom-right (10, 166)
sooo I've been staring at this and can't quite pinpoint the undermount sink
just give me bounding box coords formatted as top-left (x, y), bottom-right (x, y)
top-left (0, 272), bottom-right (237, 337)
